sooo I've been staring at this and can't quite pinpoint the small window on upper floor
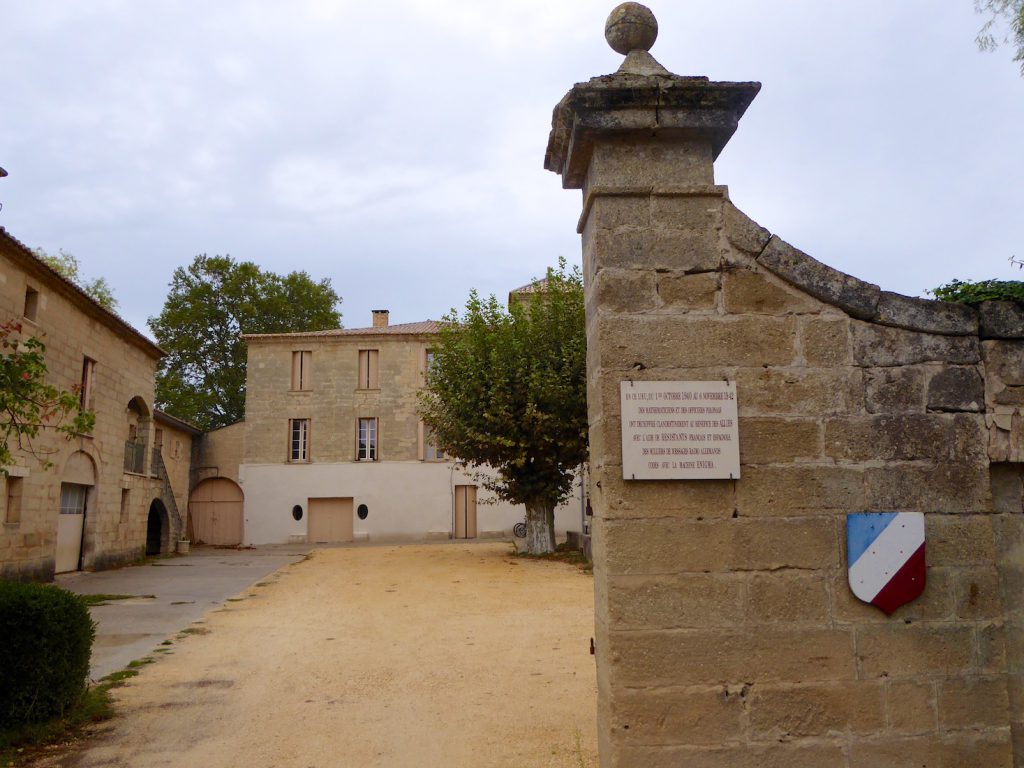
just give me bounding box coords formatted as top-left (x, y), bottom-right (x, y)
top-left (358, 349), bottom-right (379, 389)
top-left (291, 350), bottom-right (312, 391)
top-left (80, 357), bottom-right (96, 410)
top-left (24, 287), bottom-right (39, 321)
top-left (424, 348), bottom-right (436, 381)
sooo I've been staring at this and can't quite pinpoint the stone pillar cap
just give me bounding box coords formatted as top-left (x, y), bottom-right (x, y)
top-left (544, 4), bottom-right (760, 189)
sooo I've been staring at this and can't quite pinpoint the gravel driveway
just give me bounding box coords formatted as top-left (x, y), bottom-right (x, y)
top-left (42, 542), bottom-right (597, 768)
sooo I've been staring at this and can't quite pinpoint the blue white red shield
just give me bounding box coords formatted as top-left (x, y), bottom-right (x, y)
top-left (847, 512), bottom-right (926, 615)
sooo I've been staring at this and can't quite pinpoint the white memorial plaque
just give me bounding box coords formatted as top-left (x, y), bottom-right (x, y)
top-left (620, 380), bottom-right (740, 480)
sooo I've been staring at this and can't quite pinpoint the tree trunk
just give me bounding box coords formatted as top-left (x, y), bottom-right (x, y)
top-left (523, 499), bottom-right (556, 555)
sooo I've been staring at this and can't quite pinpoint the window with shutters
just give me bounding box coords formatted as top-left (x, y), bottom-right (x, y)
top-left (291, 350), bottom-right (312, 391)
top-left (357, 349), bottom-right (379, 389)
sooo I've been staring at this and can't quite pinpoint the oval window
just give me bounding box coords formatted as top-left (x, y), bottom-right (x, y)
top-left (357, 504), bottom-right (369, 520)
top-left (292, 505), bottom-right (303, 521)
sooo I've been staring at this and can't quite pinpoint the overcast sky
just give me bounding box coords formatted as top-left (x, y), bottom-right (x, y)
top-left (2, 1), bottom-right (1022, 336)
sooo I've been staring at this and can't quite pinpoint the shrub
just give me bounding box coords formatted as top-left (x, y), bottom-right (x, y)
top-left (930, 279), bottom-right (1024, 305)
top-left (0, 580), bottom-right (95, 728)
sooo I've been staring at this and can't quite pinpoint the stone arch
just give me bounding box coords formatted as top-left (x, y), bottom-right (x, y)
top-left (146, 498), bottom-right (170, 556)
top-left (55, 450), bottom-right (98, 573)
top-left (188, 478), bottom-right (244, 545)
top-left (124, 396), bottom-right (152, 474)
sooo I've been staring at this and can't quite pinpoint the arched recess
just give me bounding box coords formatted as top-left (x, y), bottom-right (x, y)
top-left (56, 451), bottom-right (97, 573)
top-left (124, 396), bottom-right (152, 474)
top-left (147, 498), bottom-right (170, 556)
top-left (188, 478), bottom-right (243, 545)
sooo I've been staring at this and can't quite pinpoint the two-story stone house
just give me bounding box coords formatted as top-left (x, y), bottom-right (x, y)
top-left (236, 309), bottom-right (584, 545)
top-left (0, 227), bottom-right (197, 580)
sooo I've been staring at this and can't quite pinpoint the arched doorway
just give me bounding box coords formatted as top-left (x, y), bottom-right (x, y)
top-left (56, 451), bottom-right (97, 573)
top-left (147, 499), bottom-right (169, 556)
top-left (188, 478), bottom-right (243, 545)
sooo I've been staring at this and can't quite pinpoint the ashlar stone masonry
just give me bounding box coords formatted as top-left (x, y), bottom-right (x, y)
top-left (547, 5), bottom-right (1024, 766)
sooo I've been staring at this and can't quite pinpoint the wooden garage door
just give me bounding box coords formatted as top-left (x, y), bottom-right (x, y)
top-left (308, 497), bottom-right (354, 544)
top-left (189, 478), bottom-right (243, 545)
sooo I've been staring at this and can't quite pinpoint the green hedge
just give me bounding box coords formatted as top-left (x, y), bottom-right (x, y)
top-left (0, 581), bottom-right (95, 728)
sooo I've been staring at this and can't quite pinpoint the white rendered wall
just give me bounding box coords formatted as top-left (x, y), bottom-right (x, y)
top-left (239, 461), bottom-right (585, 545)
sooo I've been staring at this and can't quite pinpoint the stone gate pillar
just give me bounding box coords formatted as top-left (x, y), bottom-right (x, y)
top-left (547, 4), bottom-right (1019, 766)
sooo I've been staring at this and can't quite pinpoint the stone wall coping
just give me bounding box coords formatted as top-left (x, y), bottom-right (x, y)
top-left (721, 205), bottom-right (1015, 339)
top-left (546, 72), bottom-right (760, 189)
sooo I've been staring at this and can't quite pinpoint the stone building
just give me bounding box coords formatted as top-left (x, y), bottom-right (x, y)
top-left (546, 5), bottom-right (1024, 765)
top-left (0, 227), bottom-right (196, 580)
top-left (235, 309), bottom-right (583, 545)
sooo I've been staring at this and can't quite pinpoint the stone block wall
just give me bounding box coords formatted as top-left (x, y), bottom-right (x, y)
top-left (1, 228), bottom-right (168, 579)
top-left (244, 326), bottom-right (434, 465)
top-left (586, 188), bottom-right (1019, 765)
top-left (546, 47), bottom-right (1024, 766)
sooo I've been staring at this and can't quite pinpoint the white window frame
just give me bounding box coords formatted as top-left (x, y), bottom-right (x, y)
top-left (289, 418), bottom-right (310, 462)
top-left (357, 417), bottom-right (378, 461)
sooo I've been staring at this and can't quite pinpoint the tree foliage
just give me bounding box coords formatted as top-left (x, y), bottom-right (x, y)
top-left (32, 248), bottom-right (117, 311)
top-left (930, 278), bottom-right (1024, 304)
top-left (148, 254), bottom-right (342, 431)
top-left (976, 0), bottom-right (1024, 74)
top-left (0, 321), bottom-right (95, 472)
top-left (418, 260), bottom-right (587, 554)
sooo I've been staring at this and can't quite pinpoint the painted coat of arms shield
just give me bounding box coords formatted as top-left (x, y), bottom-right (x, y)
top-left (847, 512), bottom-right (926, 615)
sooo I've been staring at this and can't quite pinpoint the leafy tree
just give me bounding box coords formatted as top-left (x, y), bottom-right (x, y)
top-left (148, 254), bottom-right (342, 431)
top-left (32, 248), bottom-right (117, 311)
top-left (976, 0), bottom-right (1024, 74)
top-left (930, 278), bottom-right (1024, 304)
top-left (1, 320), bottom-right (95, 472)
top-left (418, 260), bottom-right (587, 555)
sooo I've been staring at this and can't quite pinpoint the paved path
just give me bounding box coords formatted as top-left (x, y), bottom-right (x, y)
top-left (56, 545), bottom-right (308, 680)
top-left (42, 543), bottom-right (597, 768)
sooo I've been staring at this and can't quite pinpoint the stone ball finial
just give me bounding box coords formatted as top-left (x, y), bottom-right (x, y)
top-left (605, 3), bottom-right (658, 55)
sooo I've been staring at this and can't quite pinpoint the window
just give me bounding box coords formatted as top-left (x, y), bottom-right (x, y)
top-left (4, 477), bottom-right (23, 525)
top-left (291, 350), bottom-right (312, 391)
top-left (120, 488), bottom-right (130, 524)
top-left (289, 419), bottom-right (310, 462)
top-left (23, 287), bottom-right (39, 321)
top-left (59, 483), bottom-right (88, 516)
top-left (80, 357), bottom-right (96, 410)
top-left (358, 349), bottom-right (379, 389)
top-left (358, 417), bottom-right (377, 461)
top-left (421, 424), bottom-right (445, 461)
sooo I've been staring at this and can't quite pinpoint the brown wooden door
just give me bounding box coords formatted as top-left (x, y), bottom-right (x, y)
top-left (308, 497), bottom-right (354, 544)
top-left (188, 478), bottom-right (243, 545)
top-left (454, 485), bottom-right (477, 539)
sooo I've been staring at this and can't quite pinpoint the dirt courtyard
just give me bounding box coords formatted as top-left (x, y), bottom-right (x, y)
top-left (43, 542), bottom-right (598, 768)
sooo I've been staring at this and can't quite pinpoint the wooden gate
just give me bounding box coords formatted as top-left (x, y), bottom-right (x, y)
top-left (307, 497), bottom-right (354, 544)
top-left (188, 478), bottom-right (243, 545)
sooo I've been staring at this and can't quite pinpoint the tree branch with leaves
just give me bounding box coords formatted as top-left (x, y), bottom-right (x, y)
top-left (0, 321), bottom-right (95, 472)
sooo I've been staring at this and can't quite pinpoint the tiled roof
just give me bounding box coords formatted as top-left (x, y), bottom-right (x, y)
top-left (509, 277), bottom-right (549, 295)
top-left (0, 226), bottom-right (163, 358)
top-left (243, 320), bottom-right (443, 341)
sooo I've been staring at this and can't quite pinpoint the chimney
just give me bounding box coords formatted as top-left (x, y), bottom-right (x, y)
top-left (372, 309), bottom-right (389, 328)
